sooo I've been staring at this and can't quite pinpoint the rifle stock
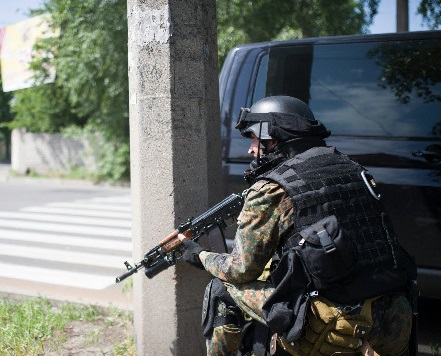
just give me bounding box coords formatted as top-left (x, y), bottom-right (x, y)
top-left (115, 193), bottom-right (244, 283)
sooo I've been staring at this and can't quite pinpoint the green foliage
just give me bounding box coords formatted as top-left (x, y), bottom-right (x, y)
top-left (0, 72), bottom-right (13, 125)
top-left (0, 297), bottom-right (95, 355)
top-left (418, 0), bottom-right (441, 28)
top-left (113, 336), bottom-right (136, 356)
top-left (96, 140), bottom-right (130, 182)
top-left (216, 0), bottom-right (379, 68)
top-left (41, 0), bottom-right (129, 136)
top-left (63, 125), bottom-right (130, 182)
top-left (7, 0), bottom-right (440, 180)
top-left (367, 41), bottom-right (441, 104)
top-left (0, 297), bottom-right (51, 354)
top-left (8, 83), bottom-right (82, 133)
top-left (10, 0), bottom-right (129, 181)
top-left (0, 71), bottom-right (12, 124)
top-left (0, 70), bottom-right (13, 161)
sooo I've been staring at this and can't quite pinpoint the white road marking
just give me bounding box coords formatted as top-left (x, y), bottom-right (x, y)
top-left (0, 262), bottom-right (113, 290)
top-left (0, 243), bottom-right (130, 268)
top-left (0, 218), bottom-right (131, 238)
top-left (46, 202), bottom-right (131, 212)
top-left (0, 229), bottom-right (131, 251)
top-left (0, 193), bottom-right (133, 290)
top-left (0, 211), bottom-right (131, 228)
top-left (22, 206), bottom-right (132, 219)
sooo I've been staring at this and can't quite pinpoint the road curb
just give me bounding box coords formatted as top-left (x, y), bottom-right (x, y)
top-left (0, 163), bottom-right (130, 189)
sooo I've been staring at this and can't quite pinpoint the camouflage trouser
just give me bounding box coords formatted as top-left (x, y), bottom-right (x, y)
top-left (206, 280), bottom-right (412, 356)
top-left (369, 294), bottom-right (413, 356)
top-left (206, 324), bottom-right (242, 356)
top-left (205, 280), bottom-right (273, 356)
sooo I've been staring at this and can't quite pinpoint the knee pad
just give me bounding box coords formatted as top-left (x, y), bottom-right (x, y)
top-left (202, 278), bottom-right (244, 337)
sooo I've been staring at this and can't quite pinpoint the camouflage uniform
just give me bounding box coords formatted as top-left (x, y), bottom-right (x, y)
top-left (200, 180), bottom-right (292, 355)
top-left (199, 180), bottom-right (412, 356)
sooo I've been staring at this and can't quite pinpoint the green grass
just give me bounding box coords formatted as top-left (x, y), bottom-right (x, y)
top-left (0, 296), bottom-right (134, 355)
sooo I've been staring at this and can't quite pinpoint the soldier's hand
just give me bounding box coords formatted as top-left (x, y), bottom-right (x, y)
top-left (178, 234), bottom-right (206, 269)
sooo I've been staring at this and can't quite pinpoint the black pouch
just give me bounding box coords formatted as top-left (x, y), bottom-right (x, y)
top-left (202, 278), bottom-right (239, 338)
top-left (263, 216), bottom-right (358, 343)
top-left (297, 215), bottom-right (357, 290)
top-left (202, 279), bottom-right (214, 335)
top-left (262, 245), bottom-right (312, 343)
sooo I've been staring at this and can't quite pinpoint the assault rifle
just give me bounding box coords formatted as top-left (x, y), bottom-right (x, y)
top-left (115, 193), bottom-right (244, 283)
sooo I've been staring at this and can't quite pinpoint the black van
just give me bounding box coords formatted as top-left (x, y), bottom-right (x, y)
top-left (219, 31), bottom-right (441, 298)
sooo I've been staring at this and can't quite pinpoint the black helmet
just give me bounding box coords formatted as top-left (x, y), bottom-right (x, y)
top-left (235, 96), bottom-right (330, 141)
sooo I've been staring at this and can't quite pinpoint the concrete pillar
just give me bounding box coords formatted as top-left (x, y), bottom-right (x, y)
top-left (127, 0), bottom-right (220, 355)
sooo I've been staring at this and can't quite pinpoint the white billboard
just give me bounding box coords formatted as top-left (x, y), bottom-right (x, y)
top-left (0, 14), bottom-right (56, 92)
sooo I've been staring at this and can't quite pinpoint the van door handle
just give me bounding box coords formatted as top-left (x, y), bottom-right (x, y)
top-left (412, 145), bottom-right (441, 164)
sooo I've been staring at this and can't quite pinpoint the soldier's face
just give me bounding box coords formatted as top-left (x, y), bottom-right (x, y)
top-left (248, 134), bottom-right (278, 158)
top-left (248, 134), bottom-right (262, 158)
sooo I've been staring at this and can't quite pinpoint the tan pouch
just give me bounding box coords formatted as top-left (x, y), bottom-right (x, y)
top-left (277, 296), bottom-right (379, 356)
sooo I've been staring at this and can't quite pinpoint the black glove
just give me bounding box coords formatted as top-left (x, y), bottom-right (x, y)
top-left (181, 238), bottom-right (207, 270)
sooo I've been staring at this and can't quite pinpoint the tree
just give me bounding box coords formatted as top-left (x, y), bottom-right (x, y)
top-left (368, 40), bottom-right (441, 104)
top-left (10, 0), bottom-right (130, 181)
top-left (217, 0), bottom-right (381, 68)
top-left (7, 0), bottom-right (440, 179)
top-left (216, 0), bottom-right (441, 68)
top-left (418, 0), bottom-right (441, 28)
top-left (8, 82), bottom-right (84, 133)
top-left (0, 70), bottom-right (13, 161)
top-left (397, 0), bottom-right (441, 31)
top-left (39, 0), bottom-right (129, 140)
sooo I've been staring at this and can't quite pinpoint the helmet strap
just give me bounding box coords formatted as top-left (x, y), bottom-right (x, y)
top-left (256, 121), bottom-right (263, 166)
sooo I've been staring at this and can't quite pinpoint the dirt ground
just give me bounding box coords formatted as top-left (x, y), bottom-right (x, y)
top-left (0, 291), bottom-right (135, 356)
top-left (43, 309), bottom-right (135, 356)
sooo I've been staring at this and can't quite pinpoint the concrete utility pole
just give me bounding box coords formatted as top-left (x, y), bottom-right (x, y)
top-left (397, 0), bottom-right (409, 32)
top-left (126, 0), bottom-right (221, 355)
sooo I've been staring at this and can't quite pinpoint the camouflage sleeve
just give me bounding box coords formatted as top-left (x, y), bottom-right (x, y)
top-left (199, 180), bottom-right (294, 283)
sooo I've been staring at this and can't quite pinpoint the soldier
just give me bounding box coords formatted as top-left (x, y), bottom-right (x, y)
top-left (178, 96), bottom-right (416, 356)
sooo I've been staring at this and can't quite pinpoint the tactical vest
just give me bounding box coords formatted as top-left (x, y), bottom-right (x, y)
top-left (260, 146), bottom-right (412, 303)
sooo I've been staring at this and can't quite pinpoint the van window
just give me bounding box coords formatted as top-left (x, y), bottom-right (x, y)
top-left (252, 53), bottom-right (268, 104)
top-left (266, 39), bottom-right (441, 139)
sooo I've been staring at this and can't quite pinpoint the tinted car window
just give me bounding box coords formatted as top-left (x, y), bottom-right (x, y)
top-left (267, 39), bottom-right (441, 139)
top-left (223, 38), bottom-right (441, 163)
top-left (221, 48), bottom-right (269, 163)
top-left (252, 53), bottom-right (268, 104)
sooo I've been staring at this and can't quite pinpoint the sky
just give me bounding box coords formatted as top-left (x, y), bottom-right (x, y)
top-left (0, 0), bottom-right (433, 33)
top-left (0, 0), bottom-right (45, 28)
top-left (369, 0), bottom-right (430, 33)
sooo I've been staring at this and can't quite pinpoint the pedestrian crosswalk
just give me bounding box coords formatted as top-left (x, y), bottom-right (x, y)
top-left (0, 195), bottom-right (132, 290)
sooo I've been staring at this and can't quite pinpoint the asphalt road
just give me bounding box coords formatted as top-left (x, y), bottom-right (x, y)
top-left (0, 176), bottom-right (132, 309)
